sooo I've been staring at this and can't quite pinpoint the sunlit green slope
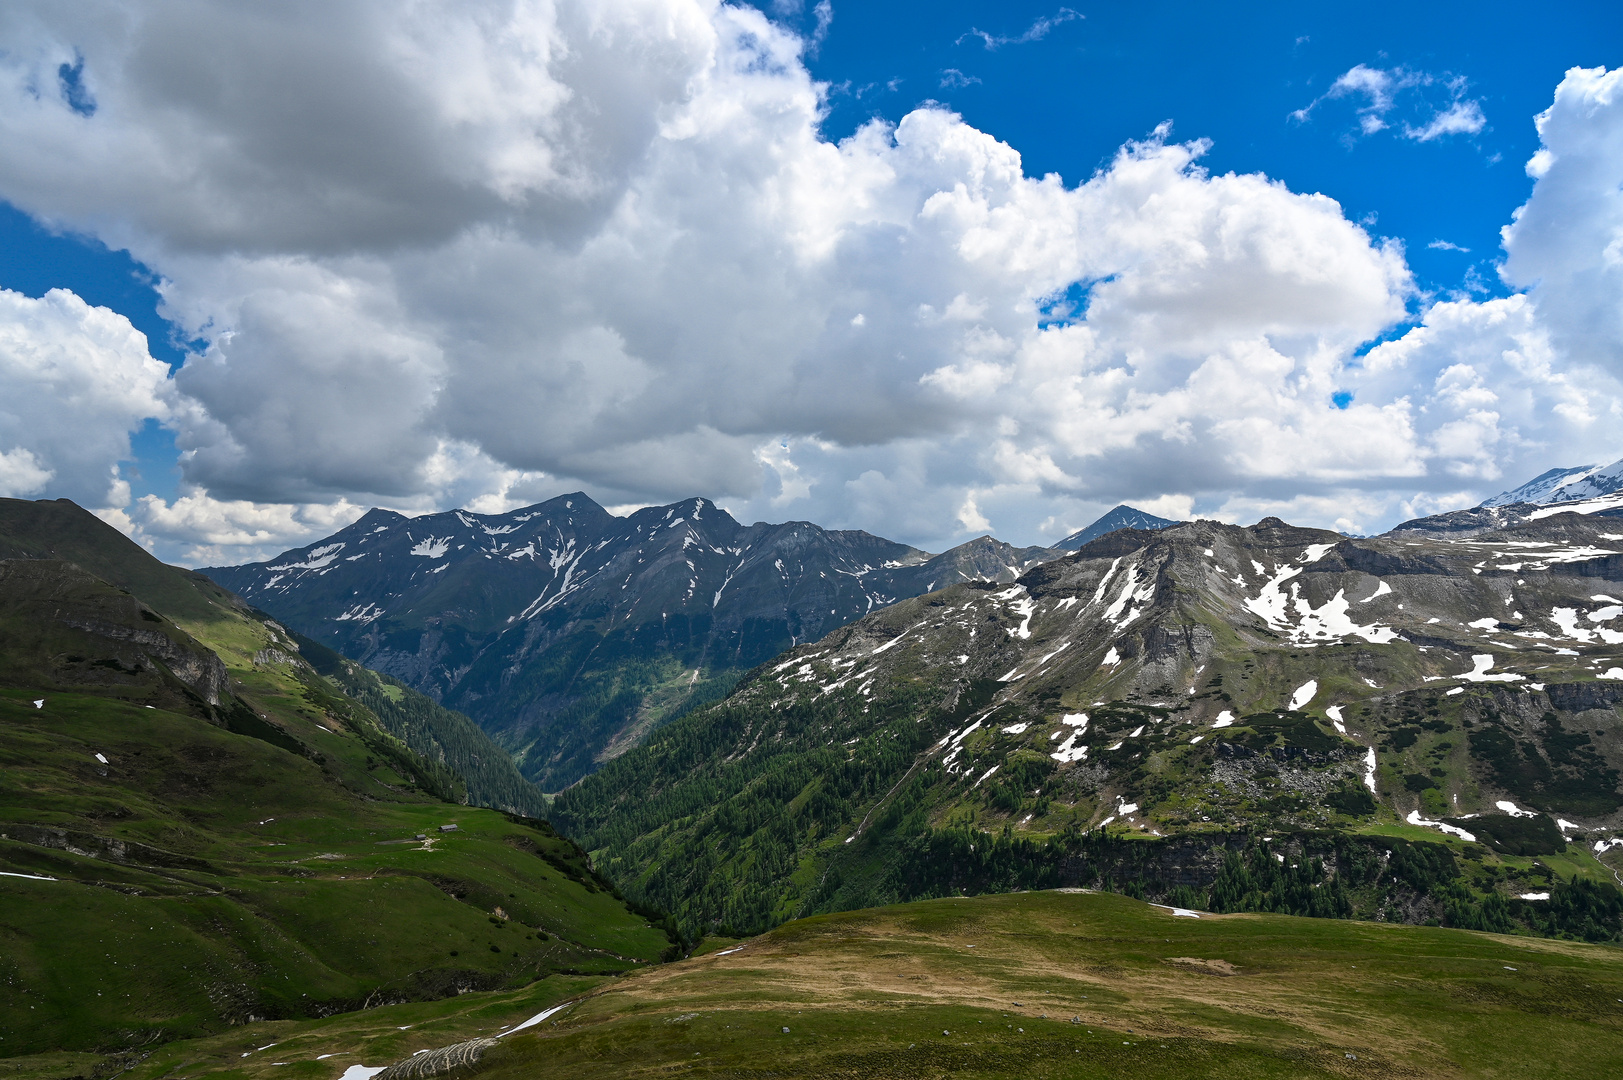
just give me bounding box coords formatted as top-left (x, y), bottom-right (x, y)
top-left (104, 889), bottom-right (1623, 1080)
top-left (0, 499), bottom-right (674, 1057)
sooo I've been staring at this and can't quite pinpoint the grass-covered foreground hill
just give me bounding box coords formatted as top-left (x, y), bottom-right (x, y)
top-left (0, 498), bottom-right (674, 1063)
top-left (109, 889), bottom-right (1623, 1080)
top-left (556, 514), bottom-right (1623, 940)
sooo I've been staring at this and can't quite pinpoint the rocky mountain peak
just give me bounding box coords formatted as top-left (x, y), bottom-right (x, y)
top-left (1056, 503), bottom-right (1182, 550)
top-left (1482, 457), bottom-right (1623, 508)
top-left (201, 495), bottom-right (1067, 790)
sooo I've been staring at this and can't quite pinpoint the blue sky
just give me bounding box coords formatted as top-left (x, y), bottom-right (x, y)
top-left (0, 2), bottom-right (1618, 562)
top-left (800, 0), bottom-right (1613, 298)
top-left (0, 204), bottom-right (184, 501)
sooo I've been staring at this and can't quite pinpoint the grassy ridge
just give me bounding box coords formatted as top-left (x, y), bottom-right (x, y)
top-left (0, 498), bottom-right (240, 626)
top-left (91, 889), bottom-right (1623, 1080)
top-left (464, 890), bottom-right (1623, 1079)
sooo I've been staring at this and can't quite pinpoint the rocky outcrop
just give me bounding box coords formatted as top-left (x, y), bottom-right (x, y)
top-left (1, 823), bottom-right (214, 871)
top-left (374, 1038), bottom-right (500, 1080)
top-left (62, 615), bottom-right (229, 704)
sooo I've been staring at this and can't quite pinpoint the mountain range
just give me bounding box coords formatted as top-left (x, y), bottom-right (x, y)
top-left (555, 501), bottom-right (1623, 939)
top-left (1055, 503), bottom-right (1181, 549)
top-left (198, 464), bottom-right (1623, 807)
top-left (202, 495), bottom-right (1065, 791)
top-left (1390, 454), bottom-right (1623, 538)
top-left (1482, 455), bottom-right (1623, 509)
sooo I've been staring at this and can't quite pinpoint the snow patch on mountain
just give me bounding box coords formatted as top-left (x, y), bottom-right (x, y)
top-left (1458, 654), bottom-right (1523, 683)
top-left (271, 542), bottom-right (346, 571)
top-left (1245, 563), bottom-right (1399, 646)
top-left (335, 603), bottom-right (385, 624)
top-left (409, 536), bottom-right (452, 559)
top-left (1407, 810), bottom-right (1476, 842)
top-left (1482, 464), bottom-right (1607, 507)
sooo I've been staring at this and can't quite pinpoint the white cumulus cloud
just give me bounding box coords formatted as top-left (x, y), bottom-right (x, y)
top-left (1407, 99), bottom-right (1487, 141)
top-left (1501, 66), bottom-right (1623, 377)
top-left (0, 6), bottom-right (1615, 562)
top-left (0, 287), bottom-right (171, 504)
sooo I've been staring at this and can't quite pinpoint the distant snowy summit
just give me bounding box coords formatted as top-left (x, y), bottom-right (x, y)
top-left (1056, 504), bottom-right (1182, 551)
top-left (1481, 457), bottom-right (1623, 509)
top-left (1395, 453), bottom-right (1623, 536)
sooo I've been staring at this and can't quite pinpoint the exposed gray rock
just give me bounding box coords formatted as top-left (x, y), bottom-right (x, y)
top-left (374, 1038), bottom-right (499, 1080)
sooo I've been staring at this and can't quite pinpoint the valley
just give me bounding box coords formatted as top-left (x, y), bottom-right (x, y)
top-left (5, 8), bottom-right (1620, 1076)
top-left (202, 495), bottom-right (1063, 791)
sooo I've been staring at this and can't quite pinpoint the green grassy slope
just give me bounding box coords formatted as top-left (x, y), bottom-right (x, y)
top-left (0, 689), bottom-right (667, 1054)
top-left (0, 500), bottom-right (674, 1058)
top-left (0, 498), bottom-right (238, 625)
top-left (0, 496), bottom-right (543, 816)
top-left (90, 889), bottom-right (1623, 1080)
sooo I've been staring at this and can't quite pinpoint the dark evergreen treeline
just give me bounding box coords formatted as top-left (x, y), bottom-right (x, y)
top-left (280, 651), bottom-right (468, 805)
top-left (292, 630), bottom-right (549, 817)
top-left (556, 670), bottom-right (1623, 947)
top-left (555, 679), bottom-right (953, 936)
top-left (840, 827), bottom-right (1623, 945)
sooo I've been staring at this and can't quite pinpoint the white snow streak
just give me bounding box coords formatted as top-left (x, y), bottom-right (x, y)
top-left (872, 625), bottom-right (920, 655)
top-left (271, 542), bottom-right (347, 570)
top-left (499, 1002), bottom-right (572, 1037)
top-left (1407, 810), bottom-right (1476, 842)
top-left (1459, 654), bottom-right (1523, 683)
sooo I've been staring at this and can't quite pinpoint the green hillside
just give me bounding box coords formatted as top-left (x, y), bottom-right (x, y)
top-left (556, 680), bottom-right (1623, 944)
top-left (92, 889), bottom-right (1623, 1080)
top-left (0, 498), bottom-right (547, 817)
top-left (289, 630), bottom-right (550, 817)
top-left (0, 498), bottom-right (244, 626)
top-left (0, 499), bottom-right (674, 1059)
